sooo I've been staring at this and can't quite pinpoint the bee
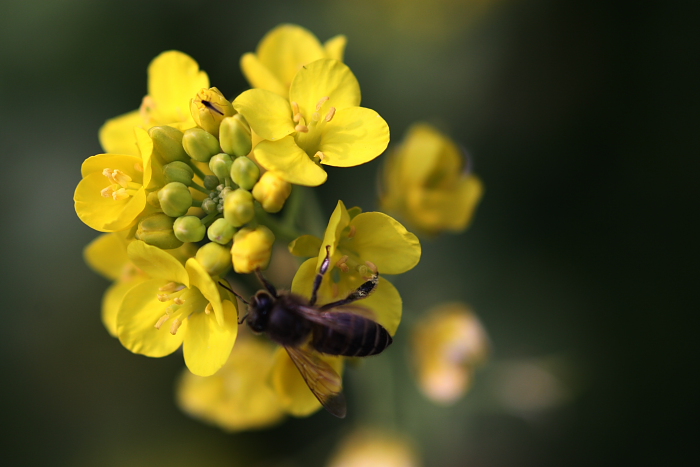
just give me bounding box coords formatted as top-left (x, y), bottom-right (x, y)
top-left (238, 246), bottom-right (393, 418)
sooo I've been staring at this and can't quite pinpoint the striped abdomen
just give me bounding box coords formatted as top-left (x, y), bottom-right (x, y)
top-left (310, 313), bottom-right (393, 357)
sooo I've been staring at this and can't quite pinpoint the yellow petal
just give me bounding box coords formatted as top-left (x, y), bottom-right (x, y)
top-left (186, 258), bottom-right (230, 327)
top-left (102, 279), bottom-right (145, 337)
top-left (134, 127), bottom-right (157, 189)
top-left (183, 300), bottom-right (238, 376)
top-left (232, 89), bottom-right (295, 141)
top-left (147, 51), bottom-right (209, 123)
top-left (240, 53), bottom-right (287, 96)
top-left (74, 173), bottom-right (146, 232)
top-left (349, 212), bottom-right (421, 274)
top-left (80, 153), bottom-right (143, 179)
top-left (288, 234), bottom-right (323, 257)
top-left (117, 279), bottom-right (185, 357)
top-left (253, 137), bottom-right (327, 186)
top-left (318, 106), bottom-right (390, 168)
top-left (323, 35), bottom-right (347, 62)
top-left (83, 233), bottom-right (129, 281)
top-left (317, 200), bottom-right (350, 269)
top-left (98, 110), bottom-right (143, 156)
top-left (127, 241), bottom-right (189, 285)
top-left (256, 24), bottom-right (326, 90)
top-left (289, 59), bottom-right (361, 121)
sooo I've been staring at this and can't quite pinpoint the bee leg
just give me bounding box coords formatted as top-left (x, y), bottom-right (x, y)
top-left (309, 245), bottom-right (332, 306)
top-left (318, 267), bottom-right (379, 311)
top-left (255, 269), bottom-right (278, 297)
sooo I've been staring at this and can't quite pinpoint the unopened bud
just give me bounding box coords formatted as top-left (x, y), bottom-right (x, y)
top-left (196, 242), bottom-right (232, 277)
top-left (223, 189), bottom-right (255, 227)
top-left (136, 213), bottom-right (183, 249)
top-left (149, 126), bottom-right (189, 163)
top-left (163, 161), bottom-right (195, 185)
top-left (201, 197), bottom-right (218, 215)
top-left (158, 182), bottom-right (193, 217)
top-left (252, 171), bottom-right (292, 213)
top-left (230, 156), bottom-right (260, 191)
top-left (147, 191), bottom-right (161, 208)
top-left (173, 215), bottom-right (206, 243)
top-left (209, 153), bottom-right (233, 182)
top-left (219, 114), bottom-right (252, 157)
top-left (190, 87), bottom-right (234, 137)
top-left (182, 127), bottom-right (221, 162)
top-left (203, 174), bottom-right (219, 190)
top-left (207, 218), bottom-right (237, 244)
top-left (231, 226), bottom-right (275, 273)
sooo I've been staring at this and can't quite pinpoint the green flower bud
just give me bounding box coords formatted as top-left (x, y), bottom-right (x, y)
top-left (219, 114), bottom-right (252, 157)
top-left (208, 218), bottom-right (237, 244)
top-left (201, 197), bottom-right (218, 215)
top-left (230, 156), bottom-right (260, 191)
top-left (173, 215), bottom-right (206, 243)
top-left (195, 242), bottom-right (232, 277)
top-left (147, 191), bottom-right (161, 208)
top-left (203, 174), bottom-right (219, 190)
top-left (252, 171), bottom-right (292, 213)
top-left (209, 153), bottom-right (233, 182)
top-left (149, 126), bottom-right (189, 163)
top-left (182, 127), bottom-right (220, 162)
top-left (223, 189), bottom-right (255, 227)
top-left (163, 161), bottom-right (195, 186)
top-left (190, 87), bottom-right (235, 138)
top-left (158, 182), bottom-right (193, 217)
top-left (136, 213), bottom-right (183, 250)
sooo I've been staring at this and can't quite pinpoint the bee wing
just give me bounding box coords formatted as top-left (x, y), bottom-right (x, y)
top-left (297, 304), bottom-right (378, 327)
top-left (284, 345), bottom-right (347, 418)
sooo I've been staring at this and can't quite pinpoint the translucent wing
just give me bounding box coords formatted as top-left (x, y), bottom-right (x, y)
top-left (284, 345), bottom-right (347, 418)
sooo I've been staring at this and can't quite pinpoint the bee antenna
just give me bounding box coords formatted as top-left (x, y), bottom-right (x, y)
top-left (238, 313), bottom-right (249, 325)
top-left (218, 280), bottom-right (250, 305)
top-left (255, 269), bottom-right (278, 297)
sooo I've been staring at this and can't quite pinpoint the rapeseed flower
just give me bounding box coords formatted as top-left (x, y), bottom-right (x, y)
top-left (381, 123), bottom-right (483, 235)
top-left (241, 24), bottom-right (347, 96)
top-left (100, 51), bottom-right (209, 156)
top-left (233, 59), bottom-right (390, 186)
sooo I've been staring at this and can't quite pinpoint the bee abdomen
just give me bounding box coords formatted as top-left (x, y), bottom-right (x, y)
top-left (311, 314), bottom-right (393, 357)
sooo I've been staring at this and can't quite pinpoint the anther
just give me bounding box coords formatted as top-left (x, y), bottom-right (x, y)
top-left (170, 319), bottom-right (182, 335)
top-left (348, 225), bottom-right (356, 238)
top-left (336, 255), bottom-right (350, 273)
top-left (159, 282), bottom-right (182, 293)
top-left (134, 162), bottom-right (144, 172)
top-left (365, 260), bottom-right (378, 274)
top-left (101, 186), bottom-right (115, 198)
top-left (157, 293), bottom-right (170, 302)
top-left (173, 297), bottom-right (185, 305)
top-left (314, 151), bottom-right (326, 161)
top-left (205, 303), bottom-right (214, 315)
top-left (295, 124), bottom-right (309, 133)
top-left (325, 107), bottom-right (336, 122)
top-left (332, 282), bottom-right (339, 298)
top-left (155, 314), bottom-right (169, 330)
top-left (112, 170), bottom-right (132, 187)
top-left (291, 101), bottom-right (300, 114)
top-left (293, 112), bottom-right (303, 123)
top-left (316, 96), bottom-right (329, 111)
top-left (112, 188), bottom-right (129, 201)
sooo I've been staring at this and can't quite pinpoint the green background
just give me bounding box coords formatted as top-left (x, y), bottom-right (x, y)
top-left (0, 0), bottom-right (695, 465)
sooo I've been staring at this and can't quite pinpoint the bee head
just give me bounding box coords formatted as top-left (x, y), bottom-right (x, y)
top-left (247, 290), bottom-right (274, 332)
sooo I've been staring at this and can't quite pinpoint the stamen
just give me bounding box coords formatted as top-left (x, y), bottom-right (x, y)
top-left (101, 186), bottom-right (115, 198)
top-left (365, 260), bottom-right (378, 274)
top-left (336, 255), bottom-right (350, 273)
top-left (157, 293), bottom-right (170, 302)
top-left (291, 101), bottom-right (300, 114)
top-left (332, 282), bottom-right (339, 298)
top-left (293, 112), bottom-right (303, 123)
top-left (312, 111), bottom-right (320, 122)
top-left (348, 225), bottom-right (357, 238)
top-left (102, 168), bottom-right (115, 183)
top-left (316, 96), bottom-right (329, 111)
top-left (295, 124), bottom-right (309, 133)
top-left (170, 319), bottom-right (182, 335)
top-left (325, 107), bottom-right (336, 122)
top-left (315, 151), bottom-right (326, 161)
top-left (173, 297), bottom-right (185, 305)
top-left (134, 162), bottom-right (144, 172)
top-left (205, 303), bottom-right (214, 315)
top-left (112, 188), bottom-right (129, 201)
top-left (159, 282), bottom-right (182, 293)
top-left (112, 170), bottom-right (132, 187)
top-left (155, 314), bottom-right (170, 330)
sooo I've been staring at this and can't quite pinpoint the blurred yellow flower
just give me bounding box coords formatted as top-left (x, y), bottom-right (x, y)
top-left (241, 24), bottom-right (347, 96)
top-left (381, 123), bottom-right (483, 235)
top-left (99, 51), bottom-right (209, 156)
top-left (176, 336), bottom-right (286, 431)
top-left (327, 428), bottom-right (421, 467)
top-left (411, 303), bottom-right (489, 405)
top-left (233, 59), bottom-right (390, 186)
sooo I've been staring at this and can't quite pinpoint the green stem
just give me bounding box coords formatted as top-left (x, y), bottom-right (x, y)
top-left (200, 212), bottom-right (219, 226)
top-left (189, 181), bottom-right (209, 194)
top-left (187, 160), bottom-right (207, 180)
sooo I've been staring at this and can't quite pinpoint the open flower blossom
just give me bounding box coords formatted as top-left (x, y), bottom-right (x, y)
top-left (241, 23), bottom-right (347, 96)
top-left (381, 123), bottom-right (483, 235)
top-left (233, 59), bottom-right (390, 186)
top-left (74, 128), bottom-right (157, 232)
top-left (411, 303), bottom-right (489, 405)
top-left (100, 51), bottom-right (209, 156)
top-left (116, 241), bottom-right (238, 376)
top-left (326, 428), bottom-right (421, 467)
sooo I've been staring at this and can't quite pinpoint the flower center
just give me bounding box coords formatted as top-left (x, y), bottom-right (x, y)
top-left (154, 283), bottom-right (191, 335)
top-left (291, 96), bottom-right (337, 162)
top-left (100, 168), bottom-right (141, 201)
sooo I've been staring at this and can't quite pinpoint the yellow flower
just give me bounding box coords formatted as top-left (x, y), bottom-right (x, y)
top-left (381, 123), bottom-right (483, 235)
top-left (290, 200), bottom-right (421, 336)
top-left (326, 428), bottom-right (421, 467)
top-left (233, 59), bottom-right (390, 186)
top-left (241, 24), bottom-right (347, 96)
top-left (176, 336), bottom-right (286, 431)
top-left (230, 226), bottom-right (275, 274)
top-left (99, 51), bottom-right (209, 156)
top-left (74, 128), bottom-right (156, 232)
top-left (411, 303), bottom-right (489, 405)
top-left (116, 241), bottom-right (238, 376)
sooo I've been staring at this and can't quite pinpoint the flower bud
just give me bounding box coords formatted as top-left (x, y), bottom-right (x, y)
top-left (209, 153), bottom-right (233, 182)
top-left (223, 189), bottom-right (255, 227)
top-left (252, 171), bottom-right (292, 213)
top-left (190, 87), bottom-right (234, 137)
top-left (158, 182), bottom-right (193, 217)
top-left (201, 197), bottom-right (218, 215)
top-left (208, 218), bottom-right (237, 244)
top-left (149, 126), bottom-right (189, 163)
top-left (196, 242), bottom-right (232, 277)
top-left (230, 156), bottom-right (260, 191)
top-left (147, 191), bottom-right (161, 208)
top-left (182, 127), bottom-right (221, 162)
top-left (173, 215), bottom-right (206, 243)
top-left (163, 161), bottom-right (195, 185)
top-left (219, 114), bottom-right (252, 157)
top-left (203, 174), bottom-right (219, 190)
top-left (231, 226), bottom-right (275, 273)
top-left (136, 213), bottom-right (183, 250)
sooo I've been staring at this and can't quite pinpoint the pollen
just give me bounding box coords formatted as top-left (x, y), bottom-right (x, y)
top-left (315, 96), bottom-right (329, 111)
top-left (155, 314), bottom-right (170, 330)
top-left (170, 318), bottom-right (183, 335)
top-left (325, 107), bottom-right (336, 122)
